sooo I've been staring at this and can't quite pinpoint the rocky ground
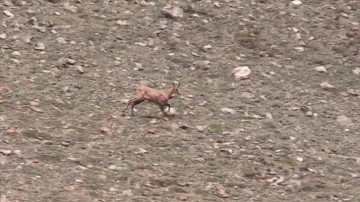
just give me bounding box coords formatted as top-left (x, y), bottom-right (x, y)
top-left (0, 0), bottom-right (359, 201)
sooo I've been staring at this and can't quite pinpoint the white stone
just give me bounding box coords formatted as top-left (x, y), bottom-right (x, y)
top-left (291, 0), bottom-right (302, 6)
top-left (221, 107), bottom-right (236, 114)
top-left (232, 66), bottom-right (251, 81)
top-left (315, 66), bottom-right (326, 72)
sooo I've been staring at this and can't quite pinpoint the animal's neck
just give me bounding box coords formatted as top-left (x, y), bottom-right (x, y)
top-left (164, 87), bottom-right (175, 98)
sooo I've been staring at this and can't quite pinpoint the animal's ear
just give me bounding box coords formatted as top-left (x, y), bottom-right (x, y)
top-left (177, 82), bottom-right (180, 88)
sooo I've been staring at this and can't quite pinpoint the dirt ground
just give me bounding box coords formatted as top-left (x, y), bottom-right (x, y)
top-left (0, 0), bottom-right (359, 201)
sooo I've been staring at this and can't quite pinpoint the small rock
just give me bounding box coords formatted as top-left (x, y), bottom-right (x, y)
top-left (158, 23), bottom-right (167, 30)
top-left (191, 52), bottom-right (200, 57)
top-left (171, 123), bottom-right (179, 130)
top-left (46, 0), bottom-right (62, 2)
top-left (3, 10), bottom-right (14, 18)
top-left (213, 1), bottom-right (221, 8)
top-left (177, 181), bottom-right (189, 187)
top-left (347, 89), bottom-right (359, 96)
top-left (138, 148), bottom-right (148, 154)
top-left (98, 174), bottom-right (107, 181)
top-left (133, 63), bottom-right (144, 71)
top-left (23, 35), bottom-right (33, 43)
top-left (134, 42), bottom-right (147, 47)
top-left (76, 65), bottom-right (85, 74)
top-left (63, 2), bottom-right (78, 13)
top-left (62, 86), bottom-right (71, 93)
top-left (147, 38), bottom-right (155, 47)
top-left (265, 112), bottom-right (273, 119)
top-left (67, 157), bottom-right (79, 162)
top-left (108, 165), bottom-right (117, 170)
top-left (172, 22), bottom-right (183, 30)
top-left (320, 82), bottom-right (336, 90)
top-left (11, 59), bottom-right (19, 64)
top-left (100, 126), bottom-right (110, 133)
top-left (109, 187), bottom-right (118, 192)
top-left (0, 150), bottom-right (12, 155)
top-left (252, 114), bottom-right (262, 119)
top-left (29, 101), bottom-right (39, 106)
top-left (215, 184), bottom-right (229, 198)
top-left (0, 33), bottom-right (6, 40)
top-left (3, 0), bottom-right (13, 6)
top-left (306, 111), bottom-right (313, 117)
top-left (232, 66), bottom-right (251, 81)
top-left (11, 51), bottom-right (21, 57)
top-left (34, 42), bottom-right (45, 50)
top-left (56, 37), bottom-right (67, 44)
top-left (124, 10), bottom-right (133, 15)
top-left (203, 45), bottom-right (212, 51)
top-left (178, 195), bottom-right (189, 201)
top-left (5, 128), bottom-right (17, 135)
top-left (336, 115), bottom-right (354, 127)
top-left (66, 58), bottom-right (76, 65)
top-left (179, 123), bottom-right (191, 130)
top-left (149, 119), bottom-right (157, 124)
top-left (30, 106), bottom-right (43, 112)
top-left (193, 60), bottom-right (210, 69)
top-left (116, 20), bottom-right (128, 26)
top-left (296, 157), bottom-right (304, 162)
top-left (61, 141), bottom-right (70, 147)
top-left (41, 140), bottom-right (54, 145)
top-left (315, 66), bottom-right (327, 72)
top-left (147, 128), bottom-right (156, 134)
top-left (351, 173), bottom-right (358, 178)
top-left (240, 92), bottom-right (255, 99)
top-left (294, 47), bottom-right (304, 52)
top-left (162, 6), bottom-right (184, 19)
top-left (221, 107), bottom-right (236, 115)
top-left (122, 189), bottom-right (133, 196)
top-left (33, 25), bottom-right (46, 33)
top-left (353, 68), bottom-right (360, 75)
top-left (291, 0), bottom-right (302, 6)
top-left (196, 125), bottom-right (206, 132)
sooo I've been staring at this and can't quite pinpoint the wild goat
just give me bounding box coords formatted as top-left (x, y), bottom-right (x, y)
top-left (122, 82), bottom-right (180, 116)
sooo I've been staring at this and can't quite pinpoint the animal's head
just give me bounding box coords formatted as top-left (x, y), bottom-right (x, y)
top-left (171, 82), bottom-right (181, 97)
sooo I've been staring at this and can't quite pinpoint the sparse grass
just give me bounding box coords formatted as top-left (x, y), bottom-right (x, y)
top-left (23, 129), bottom-right (52, 140)
top-left (261, 120), bottom-right (277, 129)
top-left (234, 31), bottom-right (260, 49)
top-left (268, 100), bottom-right (284, 108)
top-left (208, 123), bottom-right (226, 133)
top-left (243, 170), bottom-right (260, 179)
top-left (183, 5), bottom-right (216, 17)
top-left (287, 111), bottom-right (300, 117)
top-left (276, 156), bottom-right (297, 166)
top-left (39, 149), bottom-right (66, 162)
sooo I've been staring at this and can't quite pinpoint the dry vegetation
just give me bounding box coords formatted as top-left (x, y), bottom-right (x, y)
top-left (0, 0), bottom-right (359, 201)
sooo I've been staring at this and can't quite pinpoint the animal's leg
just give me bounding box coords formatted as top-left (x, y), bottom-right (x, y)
top-left (123, 97), bottom-right (144, 116)
top-left (122, 98), bottom-right (136, 114)
top-left (130, 99), bottom-right (145, 116)
top-left (164, 103), bottom-right (171, 112)
top-left (159, 105), bottom-right (167, 116)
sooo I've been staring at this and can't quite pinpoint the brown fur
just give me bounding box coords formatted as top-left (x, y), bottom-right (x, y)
top-left (122, 82), bottom-right (180, 116)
